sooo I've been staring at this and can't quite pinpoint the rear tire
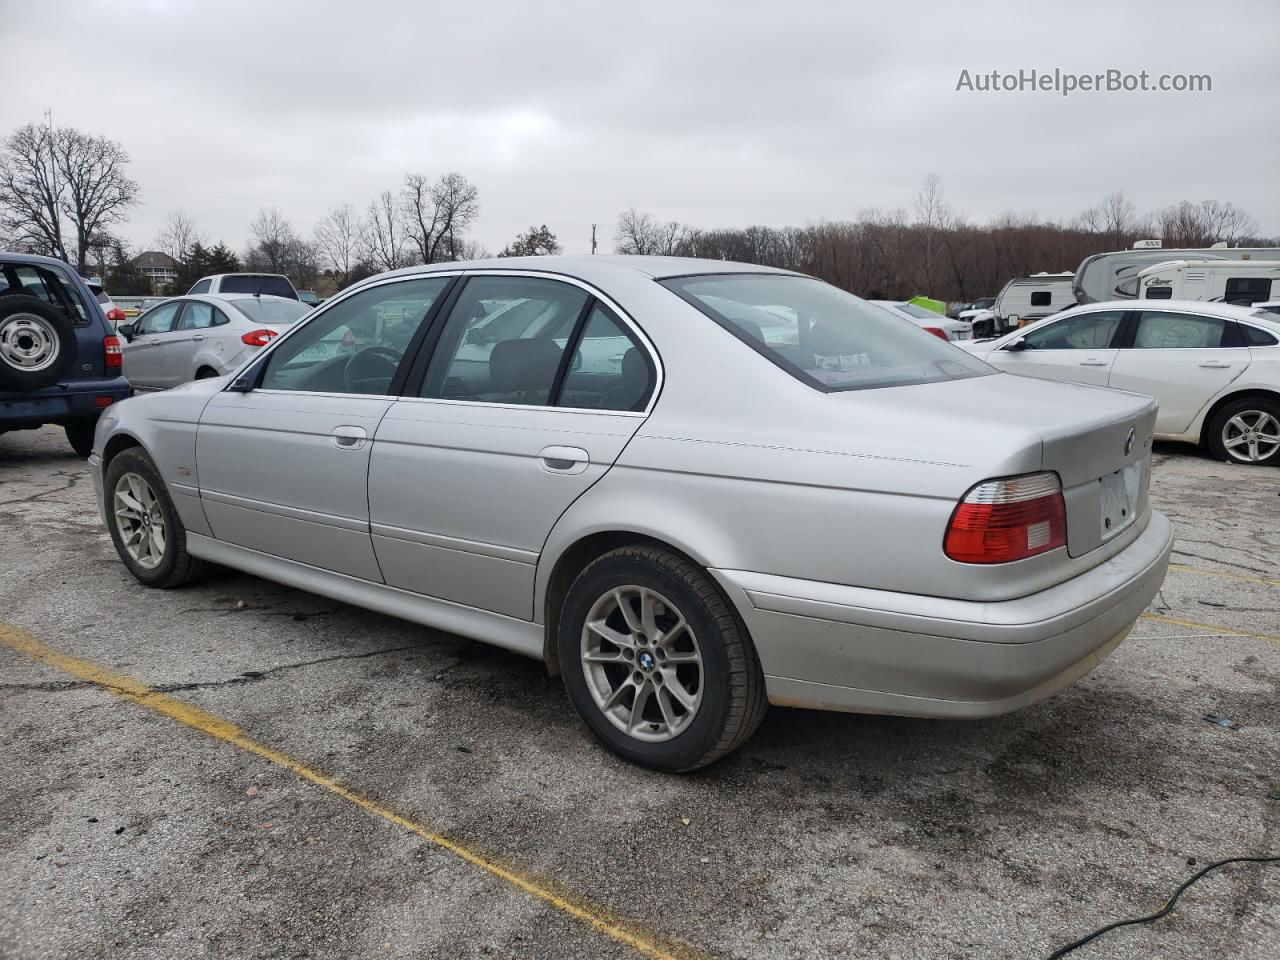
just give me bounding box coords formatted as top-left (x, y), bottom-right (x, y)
top-left (195, 367), bottom-right (219, 380)
top-left (64, 417), bottom-right (98, 458)
top-left (104, 448), bottom-right (210, 588)
top-left (1206, 397), bottom-right (1280, 466)
top-left (0, 296), bottom-right (76, 391)
top-left (558, 545), bottom-right (768, 772)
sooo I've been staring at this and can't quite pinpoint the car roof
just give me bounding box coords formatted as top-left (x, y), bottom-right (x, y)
top-left (0, 251), bottom-right (79, 269)
top-left (1077, 299), bottom-right (1270, 320)
top-left (377, 255), bottom-right (799, 286)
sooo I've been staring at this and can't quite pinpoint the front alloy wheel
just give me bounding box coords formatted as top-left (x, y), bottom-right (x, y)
top-left (580, 585), bottom-right (704, 742)
top-left (103, 447), bottom-right (209, 588)
top-left (113, 472), bottom-right (167, 569)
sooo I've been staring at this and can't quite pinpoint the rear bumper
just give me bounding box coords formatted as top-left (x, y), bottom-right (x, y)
top-left (0, 377), bottom-right (130, 429)
top-left (711, 510), bottom-right (1173, 718)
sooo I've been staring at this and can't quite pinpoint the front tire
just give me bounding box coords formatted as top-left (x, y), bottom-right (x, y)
top-left (1206, 397), bottom-right (1280, 466)
top-left (558, 545), bottom-right (767, 771)
top-left (104, 448), bottom-right (209, 588)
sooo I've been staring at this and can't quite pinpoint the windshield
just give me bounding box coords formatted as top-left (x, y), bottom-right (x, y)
top-left (233, 297), bottom-right (312, 325)
top-left (220, 275), bottom-right (297, 299)
top-left (663, 274), bottom-right (991, 392)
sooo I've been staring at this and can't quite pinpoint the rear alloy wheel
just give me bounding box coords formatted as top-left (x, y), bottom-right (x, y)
top-left (558, 545), bottom-right (767, 771)
top-left (1207, 398), bottom-right (1280, 466)
top-left (104, 448), bottom-right (209, 588)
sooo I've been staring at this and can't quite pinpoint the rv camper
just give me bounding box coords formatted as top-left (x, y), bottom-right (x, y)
top-left (1073, 240), bottom-right (1280, 304)
top-left (1137, 259), bottom-right (1280, 305)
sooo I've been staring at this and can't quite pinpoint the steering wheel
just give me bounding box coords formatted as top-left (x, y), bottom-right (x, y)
top-left (343, 345), bottom-right (402, 393)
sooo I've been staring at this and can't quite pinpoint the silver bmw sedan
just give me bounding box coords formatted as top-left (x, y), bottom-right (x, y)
top-left (89, 256), bottom-right (1172, 771)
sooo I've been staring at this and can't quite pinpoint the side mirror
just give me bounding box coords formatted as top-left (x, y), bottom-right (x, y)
top-left (117, 323), bottom-right (135, 340)
top-left (228, 357), bottom-right (265, 393)
top-left (1004, 337), bottom-right (1028, 352)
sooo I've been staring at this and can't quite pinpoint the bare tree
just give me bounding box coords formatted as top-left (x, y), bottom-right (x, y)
top-left (913, 174), bottom-right (950, 293)
top-left (0, 123), bottom-right (69, 260)
top-left (313, 203), bottom-right (361, 286)
top-left (401, 172), bottom-right (480, 264)
top-left (155, 209), bottom-right (201, 263)
top-left (361, 190), bottom-right (407, 272)
top-left (52, 128), bottom-right (139, 273)
top-left (614, 209), bottom-right (685, 256)
top-left (245, 207), bottom-right (297, 273)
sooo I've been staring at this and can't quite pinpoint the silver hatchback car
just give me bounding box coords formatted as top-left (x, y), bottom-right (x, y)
top-left (91, 257), bottom-right (1172, 771)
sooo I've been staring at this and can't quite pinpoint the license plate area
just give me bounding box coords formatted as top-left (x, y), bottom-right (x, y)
top-left (1100, 462), bottom-right (1141, 540)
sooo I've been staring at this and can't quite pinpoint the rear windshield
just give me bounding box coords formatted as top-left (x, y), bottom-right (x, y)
top-left (220, 275), bottom-right (297, 299)
top-left (662, 274), bottom-right (991, 392)
top-left (233, 296), bottom-right (312, 325)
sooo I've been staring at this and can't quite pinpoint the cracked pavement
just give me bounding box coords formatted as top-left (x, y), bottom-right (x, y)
top-left (1, 428), bottom-right (1277, 960)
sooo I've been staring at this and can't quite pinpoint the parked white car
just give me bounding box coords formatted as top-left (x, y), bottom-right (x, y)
top-left (871, 301), bottom-right (972, 340)
top-left (959, 300), bottom-right (1280, 465)
top-left (119, 294), bottom-right (313, 391)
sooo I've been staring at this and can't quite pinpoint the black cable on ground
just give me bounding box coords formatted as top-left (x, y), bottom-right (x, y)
top-left (1047, 854), bottom-right (1280, 959)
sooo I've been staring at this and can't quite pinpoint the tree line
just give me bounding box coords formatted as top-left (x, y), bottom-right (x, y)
top-left (1, 120), bottom-right (1275, 303)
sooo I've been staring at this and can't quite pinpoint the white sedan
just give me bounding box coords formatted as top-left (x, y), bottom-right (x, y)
top-left (119, 294), bottom-right (313, 391)
top-left (959, 299), bottom-right (1280, 465)
top-left (872, 300), bottom-right (972, 340)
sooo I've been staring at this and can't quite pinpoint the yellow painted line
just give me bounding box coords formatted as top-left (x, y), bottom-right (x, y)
top-left (1139, 612), bottom-right (1280, 645)
top-left (0, 623), bottom-right (695, 960)
top-left (1168, 563), bottom-right (1280, 588)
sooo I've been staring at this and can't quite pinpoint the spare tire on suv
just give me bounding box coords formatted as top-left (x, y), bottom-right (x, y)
top-left (0, 295), bottom-right (77, 391)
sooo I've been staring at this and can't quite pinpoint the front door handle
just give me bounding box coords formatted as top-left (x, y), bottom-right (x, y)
top-left (539, 445), bottom-right (589, 475)
top-left (330, 425), bottom-right (368, 450)
top-left (1199, 360), bottom-right (1231, 368)
top-left (1079, 358), bottom-right (1109, 366)
top-left (192, 334), bottom-right (206, 342)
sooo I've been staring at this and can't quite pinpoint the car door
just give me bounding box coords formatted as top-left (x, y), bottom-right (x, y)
top-left (983, 309), bottom-right (1126, 387)
top-left (1107, 309), bottom-right (1250, 434)
top-left (368, 274), bottom-right (659, 620)
top-left (122, 300), bottom-right (184, 389)
top-left (159, 300), bottom-right (219, 387)
top-left (194, 275), bottom-right (456, 581)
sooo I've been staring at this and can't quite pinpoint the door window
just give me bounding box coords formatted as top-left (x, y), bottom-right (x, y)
top-left (1132, 311), bottom-right (1226, 349)
top-left (420, 276), bottom-right (588, 405)
top-left (1020, 311), bottom-right (1123, 350)
top-left (136, 301), bottom-right (182, 335)
top-left (558, 304), bottom-right (655, 411)
top-left (260, 276), bottom-right (451, 395)
top-left (177, 301), bottom-right (216, 330)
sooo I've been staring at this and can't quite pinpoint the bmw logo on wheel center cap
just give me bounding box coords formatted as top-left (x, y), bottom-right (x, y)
top-left (637, 650), bottom-right (655, 671)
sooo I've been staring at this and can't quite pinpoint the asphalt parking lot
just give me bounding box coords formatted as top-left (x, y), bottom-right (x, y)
top-left (1, 427), bottom-right (1277, 960)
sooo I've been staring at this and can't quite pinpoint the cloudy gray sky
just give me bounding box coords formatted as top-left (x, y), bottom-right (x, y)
top-left (3, 0), bottom-right (1277, 256)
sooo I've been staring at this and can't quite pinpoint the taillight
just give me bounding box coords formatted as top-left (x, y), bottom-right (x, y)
top-left (103, 335), bottom-right (122, 369)
top-left (107, 307), bottom-right (126, 323)
top-left (944, 472), bottom-right (1066, 564)
top-left (241, 329), bottom-right (280, 347)
top-left (923, 326), bottom-right (949, 340)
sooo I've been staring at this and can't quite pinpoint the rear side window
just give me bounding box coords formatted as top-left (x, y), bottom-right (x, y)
top-left (188, 278), bottom-right (212, 294)
top-left (1240, 323), bottom-right (1279, 346)
top-left (219, 275), bottom-right (296, 299)
top-left (177, 301), bottom-right (216, 330)
top-left (1133, 311), bottom-right (1226, 349)
top-left (420, 276), bottom-right (588, 405)
top-left (558, 304), bottom-right (655, 412)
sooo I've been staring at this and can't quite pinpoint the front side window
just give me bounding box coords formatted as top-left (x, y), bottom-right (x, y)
top-left (1021, 311), bottom-right (1124, 350)
top-left (136, 301), bottom-right (181, 335)
top-left (177, 301), bottom-right (216, 330)
top-left (1132, 311), bottom-right (1226, 349)
top-left (420, 276), bottom-right (588, 405)
top-left (260, 276), bottom-right (451, 395)
top-left (662, 274), bottom-right (990, 392)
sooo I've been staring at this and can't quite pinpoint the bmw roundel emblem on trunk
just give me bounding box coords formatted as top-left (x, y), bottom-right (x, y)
top-left (1124, 427), bottom-right (1135, 456)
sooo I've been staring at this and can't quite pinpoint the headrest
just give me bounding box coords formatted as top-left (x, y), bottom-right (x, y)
top-left (490, 338), bottom-right (562, 394)
top-left (620, 347), bottom-right (649, 388)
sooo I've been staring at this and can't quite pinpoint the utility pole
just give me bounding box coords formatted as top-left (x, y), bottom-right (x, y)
top-left (590, 224), bottom-right (597, 255)
top-left (44, 108), bottom-right (60, 262)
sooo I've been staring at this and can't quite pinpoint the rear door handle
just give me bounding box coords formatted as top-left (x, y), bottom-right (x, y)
top-left (539, 445), bottom-right (589, 475)
top-left (330, 425), bottom-right (368, 450)
top-left (192, 334), bottom-right (206, 342)
top-left (1199, 360), bottom-right (1231, 368)
top-left (1079, 358), bottom-right (1109, 366)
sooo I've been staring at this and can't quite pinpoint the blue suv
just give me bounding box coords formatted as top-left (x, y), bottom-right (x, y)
top-left (0, 253), bottom-right (130, 456)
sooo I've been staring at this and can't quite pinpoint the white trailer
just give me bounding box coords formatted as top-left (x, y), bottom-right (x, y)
top-left (1073, 240), bottom-right (1280, 303)
top-left (1137, 259), bottom-right (1280, 305)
